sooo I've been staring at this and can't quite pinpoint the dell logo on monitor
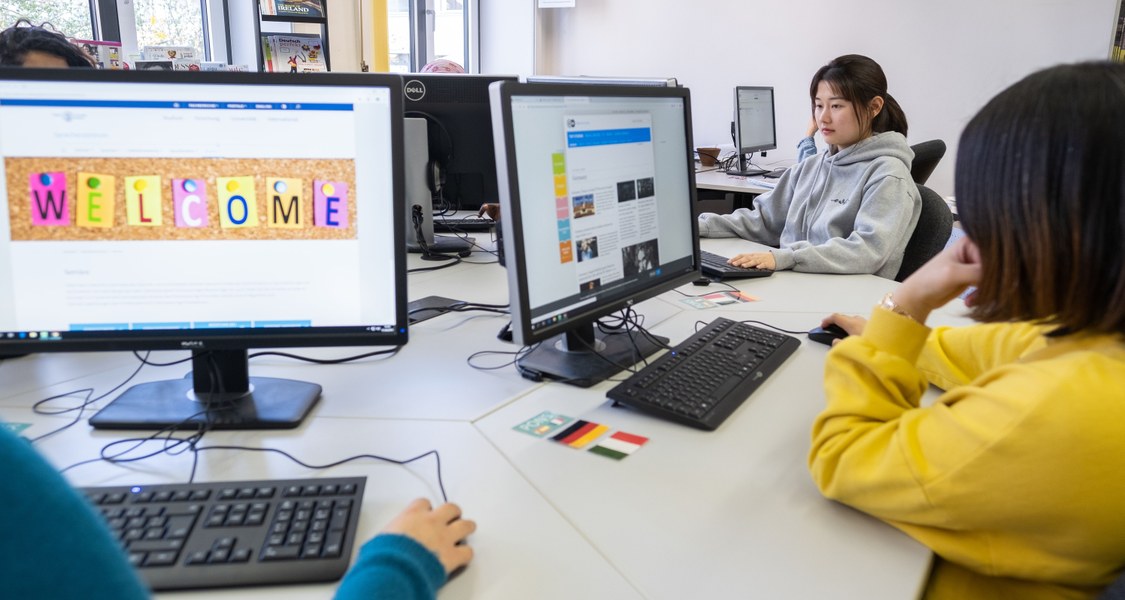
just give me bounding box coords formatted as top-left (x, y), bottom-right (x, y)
top-left (404, 80), bottom-right (426, 102)
top-left (180, 340), bottom-right (206, 348)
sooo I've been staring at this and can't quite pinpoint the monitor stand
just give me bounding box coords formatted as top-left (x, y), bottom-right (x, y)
top-left (725, 154), bottom-right (767, 177)
top-left (89, 349), bottom-right (320, 430)
top-left (517, 322), bottom-right (668, 388)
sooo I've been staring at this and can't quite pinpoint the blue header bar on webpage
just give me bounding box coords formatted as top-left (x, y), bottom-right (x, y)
top-left (566, 127), bottom-right (652, 147)
top-left (0, 99), bottom-right (353, 111)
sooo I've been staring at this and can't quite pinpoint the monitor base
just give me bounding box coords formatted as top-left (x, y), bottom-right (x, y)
top-left (407, 235), bottom-right (474, 255)
top-left (725, 167), bottom-right (768, 177)
top-left (518, 328), bottom-right (669, 388)
top-left (89, 376), bottom-right (321, 430)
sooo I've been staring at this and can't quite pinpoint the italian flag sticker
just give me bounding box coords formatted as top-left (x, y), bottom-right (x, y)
top-left (589, 431), bottom-right (649, 460)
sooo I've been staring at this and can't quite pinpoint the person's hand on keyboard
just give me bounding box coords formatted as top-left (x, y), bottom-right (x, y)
top-left (381, 498), bottom-right (477, 576)
top-left (728, 251), bottom-right (776, 271)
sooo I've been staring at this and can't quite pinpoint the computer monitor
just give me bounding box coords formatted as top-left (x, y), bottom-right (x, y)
top-left (524, 75), bottom-right (679, 88)
top-left (727, 86), bottom-right (776, 177)
top-left (490, 82), bottom-right (701, 387)
top-left (401, 73), bottom-right (517, 211)
top-left (0, 69), bottom-right (408, 430)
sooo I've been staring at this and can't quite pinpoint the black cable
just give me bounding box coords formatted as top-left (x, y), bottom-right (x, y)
top-left (407, 258), bottom-right (463, 273)
top-left (249, 346), bottom-right (401, 365)
top-left (192, 444), bottom-right (449, 504)
top-left (28, 351), bottom-right (154, 444)
top-left (671, 280), bottom-right (742, 297)
top-left (736, 319), bottom-right (807, 335)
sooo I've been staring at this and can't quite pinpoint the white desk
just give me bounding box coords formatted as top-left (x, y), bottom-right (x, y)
top-left (0, 238), bottom-right (946, 599)
top-left (695, 169), bottom-right (774, 195)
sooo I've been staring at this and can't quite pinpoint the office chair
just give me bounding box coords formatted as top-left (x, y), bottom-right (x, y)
top-left (1100, 571), bottom-right (1125, 599)
top-left (895, 184), bottom-right (954, 282)
top-left (909, 139), bottom-right (946, 185)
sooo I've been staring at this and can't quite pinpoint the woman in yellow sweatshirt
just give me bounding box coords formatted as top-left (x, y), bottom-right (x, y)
top-left (809, 61), bottom-right (1125, 600)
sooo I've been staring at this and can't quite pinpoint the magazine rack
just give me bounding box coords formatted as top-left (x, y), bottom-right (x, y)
top-left (253, 0), bottom-right (331, 72)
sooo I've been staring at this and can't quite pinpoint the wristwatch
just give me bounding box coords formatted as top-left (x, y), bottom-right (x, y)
top-left (878, 292), bottom-right (917, 322)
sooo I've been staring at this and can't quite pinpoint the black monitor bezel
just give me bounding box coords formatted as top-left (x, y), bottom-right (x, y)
top-left (491, 81), bottom-right (702, 347)
top-left (400, 72), bottom-right (518, 210)
top-left (0, 68), bottom-right (409, 354)
top-left (734, 85), bottom-right (777, 154)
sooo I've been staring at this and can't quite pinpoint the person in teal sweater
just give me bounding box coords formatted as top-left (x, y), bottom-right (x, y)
top-left (0, 425), bottom-right (475, 599)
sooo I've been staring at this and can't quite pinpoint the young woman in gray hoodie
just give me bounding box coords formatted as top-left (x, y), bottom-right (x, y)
top-left (699, 55), bottom-right (921, 279)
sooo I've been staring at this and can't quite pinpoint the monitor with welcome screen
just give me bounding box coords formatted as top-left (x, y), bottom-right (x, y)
top-left (490, 81), bottom-right (701, 387)
top-left (0, 69), bottom-right (407, 430)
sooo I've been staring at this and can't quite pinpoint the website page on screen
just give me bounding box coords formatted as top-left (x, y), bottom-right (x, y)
top-left (0, 80), bottom-right (398, 336)
top-left (737, 88), bottom-right (774, 149)
top-left (509, 95), bottom-right (693, 329)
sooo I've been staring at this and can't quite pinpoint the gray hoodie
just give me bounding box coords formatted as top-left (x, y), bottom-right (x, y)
top-left (698, 131), bottom-right (921, 279)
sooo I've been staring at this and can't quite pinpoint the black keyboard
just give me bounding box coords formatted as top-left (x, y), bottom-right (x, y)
top-left (82, 476), bottom-right (366, 591)
top-left (433, 217), bottom-right (495, 232)
top-left (607, 317), bottom-right (799, 430)
top-left (700, 250), bottom-right (773, 280)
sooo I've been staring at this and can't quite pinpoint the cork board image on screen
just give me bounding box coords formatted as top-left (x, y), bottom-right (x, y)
top-left (6, 157), bottom-right (359, 242)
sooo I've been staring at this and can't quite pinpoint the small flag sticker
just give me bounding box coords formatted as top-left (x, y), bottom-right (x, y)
top-left (551, 419), bottom-right (609, 449)
top-left (589, 431), bottom-right (649, 460)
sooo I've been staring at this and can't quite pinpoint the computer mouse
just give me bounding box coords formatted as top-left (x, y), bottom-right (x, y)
top-left (808, 324), bottom-right (849, 346)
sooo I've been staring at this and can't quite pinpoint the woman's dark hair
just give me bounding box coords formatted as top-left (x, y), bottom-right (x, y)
top-left (809, 54), bottom-right (907, 138)
top-left (956, 61), bottom-right (1125, 337)
top-left (0, 19), bottom-right (94, 67)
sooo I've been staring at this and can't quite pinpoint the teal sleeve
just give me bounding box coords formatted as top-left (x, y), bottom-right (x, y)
top-left (0, 426), bottom-right (150, 599)
top-left (334, 533), bottom-right (447, 600)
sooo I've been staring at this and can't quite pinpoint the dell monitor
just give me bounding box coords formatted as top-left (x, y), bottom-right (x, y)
top-left (490, 82), bottom-right (701, 387)
top-left (0, 69), bottom-right (408, 430)
top-left (727, 86), bottom-right (776, 177)
top-left (401, 73), bottom-right (517, 212)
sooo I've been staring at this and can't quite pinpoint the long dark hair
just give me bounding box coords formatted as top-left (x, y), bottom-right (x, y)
top-left (809, 54), bottom-right (907, 138)
top-left (0, 19), bottom-right (94, 67)
top-left (955, 61), bottom-right (1125, 337)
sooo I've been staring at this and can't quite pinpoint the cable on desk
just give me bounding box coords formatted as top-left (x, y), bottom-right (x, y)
top-left (408, 301), bottom-right (510, 319)
top-left (249, 346), bottom-right (402, 365)
top-left (28, 352), bottom-right (155, 444)
top-left (193, 444), bottom-right (449, 504)
top-left (671, 280), bottom-right (743, 297)
top-left (55, 351), bottom-right (451, 503)
top-left (408, 257), bottom-right (462, 273)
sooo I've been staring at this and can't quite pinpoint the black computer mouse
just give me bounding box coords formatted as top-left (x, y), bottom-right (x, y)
top-left (808, 324), bottom-right (849, 346)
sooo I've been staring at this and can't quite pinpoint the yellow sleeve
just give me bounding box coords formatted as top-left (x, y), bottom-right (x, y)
top-left (808, 310), bottom-right (1053, 526)
top-left (917, 321), bottom-right (1047, 390)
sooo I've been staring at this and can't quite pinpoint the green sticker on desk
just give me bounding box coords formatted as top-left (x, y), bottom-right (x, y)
top-left (513, 411), bottom-right (574, 438)
top-left (1, 422), bottom-right (31, 434)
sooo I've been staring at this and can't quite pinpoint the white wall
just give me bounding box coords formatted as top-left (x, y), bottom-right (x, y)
top-left (481, 0), bottom-right (535, 76)
top-left (535, 0), bottom-right (1120, 197)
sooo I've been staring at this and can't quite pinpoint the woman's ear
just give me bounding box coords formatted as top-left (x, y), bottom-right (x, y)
top-left (869, 96), bottom-right (885, 118)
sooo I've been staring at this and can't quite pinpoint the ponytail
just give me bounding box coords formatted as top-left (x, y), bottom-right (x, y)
top-left (873, 92), bottom-right (908, 136)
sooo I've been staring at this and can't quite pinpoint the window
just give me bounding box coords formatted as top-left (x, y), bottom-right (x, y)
top-left (132, 0), bottom-right (207, 58)
top-left (374, 0), bottom-right (474, 73)
top-left (0, 0), bottom-right (95, 40)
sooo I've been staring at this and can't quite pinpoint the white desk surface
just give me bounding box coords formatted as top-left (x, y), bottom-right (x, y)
top-left (695, 168), bottom-right (774, 194)
top-left (0, 237), bottom-right (960, 600)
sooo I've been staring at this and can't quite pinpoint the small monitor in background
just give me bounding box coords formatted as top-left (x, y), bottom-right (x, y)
top-left (490, 81), bottom-right (701, 387)
top-left (401, 73), bottom-right (518, 211)
top-left (727, 86), bottom-right (776, 177)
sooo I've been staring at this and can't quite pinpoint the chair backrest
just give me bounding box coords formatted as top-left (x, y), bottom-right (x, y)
top-left (910, 139), bottom-right (946, 185)
top-left (895, 184), bottom-right (954, 282)
top-left (1099, 570), bottom-right (1125, 600)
